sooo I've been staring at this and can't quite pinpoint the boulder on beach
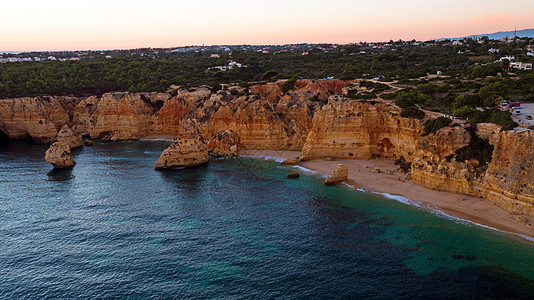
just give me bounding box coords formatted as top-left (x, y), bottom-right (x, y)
top-left (287, 171), bottom-right (300, 179)
top-left (57, 125), bottom-right (83, 149)
top-left (281, 158), bottom-right (300, 166)
top-left (45, 142), bottom-right (76, 169)
top-left (207, 129), bottom-right (240, 157)
top-left (154, 119), bottom-right (209, 169)
top-left (324, 164), bottom-right (348, 186)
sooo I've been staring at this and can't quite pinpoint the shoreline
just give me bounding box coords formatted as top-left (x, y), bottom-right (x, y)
top-left (240, 150), bottom-right (534, 242)
top-left (138, 135), bottom-right (175, 141)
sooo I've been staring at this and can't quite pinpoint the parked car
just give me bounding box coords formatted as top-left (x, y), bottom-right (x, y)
top-left (501, 100), bottom-right (508, 106)
top-left (515, 110), bottom-right (521, 115)
top-left (508, 102), bottom-right (521, 109)
top-left (526, 114), bottom-right (533, 120)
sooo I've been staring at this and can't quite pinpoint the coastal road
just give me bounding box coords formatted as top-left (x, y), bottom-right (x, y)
top-left (510, 103), bottom-right (534, 128)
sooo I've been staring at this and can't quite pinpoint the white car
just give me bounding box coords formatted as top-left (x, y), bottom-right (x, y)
top-left (515, 110), bottom-right (521, 115)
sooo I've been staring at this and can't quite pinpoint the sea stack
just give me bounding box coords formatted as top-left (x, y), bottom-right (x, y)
top-left (44, 142), bottom-right (76, 169)
top-left (57, 125), bottom-right (83, 149)
top-left (154, 119), bottom-right (209, 169)
top-left (207, 129), bottom-right (239, 158)
top-left (324, 164), bottom-right (348, 186)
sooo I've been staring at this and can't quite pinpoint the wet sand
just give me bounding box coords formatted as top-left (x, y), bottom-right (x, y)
top-left (241, 149), bottom-right (534, 241)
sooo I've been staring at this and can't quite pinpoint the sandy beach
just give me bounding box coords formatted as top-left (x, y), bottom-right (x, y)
top-left (241, 149), bottom-right (534, 241)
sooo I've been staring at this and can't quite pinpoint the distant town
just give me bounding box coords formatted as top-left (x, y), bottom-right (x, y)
top-left (2, 36), bottom-right (533, 70)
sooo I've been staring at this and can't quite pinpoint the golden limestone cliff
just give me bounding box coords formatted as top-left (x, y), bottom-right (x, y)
top-left (411, 124), bottom-right (534, 216)
top-left (0, 97), bottom-right (74, 143)
top-left (0, 80), bottom-right (337, 148)
top-left (207, 129), bottom-right (240, 157)
top-left (300, 96), bottom-right (422, 160)
top-left (77, 92), bottom-right (156, 141)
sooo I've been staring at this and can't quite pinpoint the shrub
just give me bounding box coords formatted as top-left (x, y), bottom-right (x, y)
top-left (468, 108), bottom-right (518, 131)
top-left (455, 135), bottom-right (494, 168)
top-left (282, 75), bottom-right (298, 93)
top-left (400, 107), bottom-right (425, 119)
top-left (211, 84), bottom-right (222, 92)
top-left (452, 105), bottom-right (476, 118)
top-left (394, 156), bottom-right (412, 173)
top-left (261, 70), bottom-right (280, 81)
top-left (423, 116), bottom-right (452, 135)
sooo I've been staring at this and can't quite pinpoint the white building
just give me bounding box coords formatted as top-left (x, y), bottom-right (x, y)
top-left (496, 56), bottom-right (515, 63)
top-left (510, 62), bottom-right (532, 71)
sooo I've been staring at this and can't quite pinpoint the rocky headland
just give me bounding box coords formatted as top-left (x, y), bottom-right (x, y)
top-left (1, 79), bottom-right (533, 223)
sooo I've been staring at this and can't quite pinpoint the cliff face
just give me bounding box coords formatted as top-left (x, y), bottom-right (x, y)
top-left (0, 80), bottom-right (334, 149)
top-left (0, 97), bottom-right (73, 143)
top-left (411, 125), bottom-right (534, 216)
top-left (300, 97), bottom-right (422, 160)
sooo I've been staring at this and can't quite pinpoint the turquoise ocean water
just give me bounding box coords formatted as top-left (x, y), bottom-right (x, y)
top-left (0, 140), bottom-right (533, 298)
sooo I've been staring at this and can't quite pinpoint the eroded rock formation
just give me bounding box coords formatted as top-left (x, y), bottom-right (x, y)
top-left (57, 125), bottom-right (83, 149)
top-left (325, 164), bottom-right (349, 185)
top-left (154, 119), bottom-right (209, 169)
top-left (300, 97), bottom-right (422, 160)
top-left (411, 124), bottom-right (534, 216)
top-left (45, 142), bottom-right (76, 169)
top-left (207, 130), bottom-right (240, 157)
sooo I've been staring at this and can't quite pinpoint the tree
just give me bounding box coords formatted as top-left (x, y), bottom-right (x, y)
top-left (470, 65), bottom-right (485, 78)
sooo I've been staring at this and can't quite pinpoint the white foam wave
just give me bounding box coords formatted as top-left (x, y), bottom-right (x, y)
top-left (376, 192), bottom-right (534, 243)
top-left (139, 138), bottom-right (174, 141)
top-left (239, 155), bottom-right (285, 163)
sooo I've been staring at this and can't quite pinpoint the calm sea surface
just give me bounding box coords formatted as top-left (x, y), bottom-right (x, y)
top-left (0, 140), bottom-right (533, 299)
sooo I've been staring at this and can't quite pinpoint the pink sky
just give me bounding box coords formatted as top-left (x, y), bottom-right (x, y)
top-left (1, 0), bottom-right (532, 51)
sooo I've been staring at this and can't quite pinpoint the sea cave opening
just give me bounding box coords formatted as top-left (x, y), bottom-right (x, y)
top-left (0, 129), bottom-right (10, 144)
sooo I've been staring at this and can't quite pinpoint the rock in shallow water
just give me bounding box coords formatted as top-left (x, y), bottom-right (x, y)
top-left (287, 171), bottom-right (300, 178)
top-left (324, 164), bottom-right (348, 186)
top-left (154, 119), bottom-right (209, 169)
top-left (45, 142), bottom-right (76, 169)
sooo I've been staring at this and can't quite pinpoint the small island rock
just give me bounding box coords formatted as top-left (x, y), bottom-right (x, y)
top-left (83, 139), bottom-right (93, 146)
top-left (154, 119), bottom-right (209, 169)
top-left (324, 164), bottom-right (348, 185)
top-left (45, 142), bottom-right (76, 169)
